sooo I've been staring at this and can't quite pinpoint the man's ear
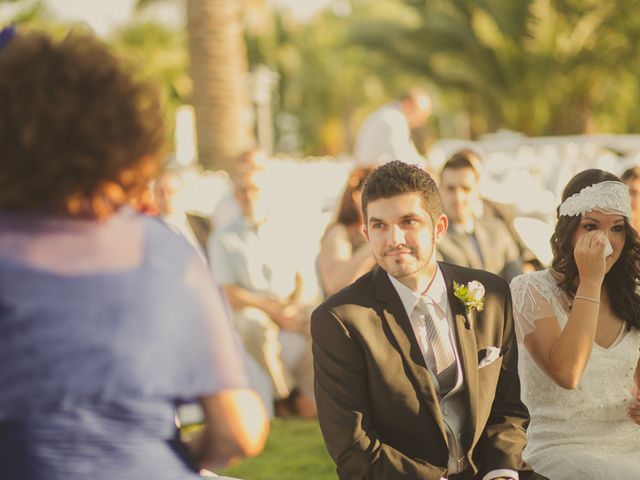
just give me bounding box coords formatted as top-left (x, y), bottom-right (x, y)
top-left (362, 223), bottom-right (369, 242)
top-left (434, 213), bottom-right (448, 244)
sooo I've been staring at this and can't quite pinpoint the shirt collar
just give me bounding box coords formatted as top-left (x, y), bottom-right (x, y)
top-left (387, 266), bottom-right (448, 316)
top-left (450, 219), bottom-right (475, 234)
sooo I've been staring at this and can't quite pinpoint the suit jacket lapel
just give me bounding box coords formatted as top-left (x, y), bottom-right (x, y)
top-left (439, 263), bottom-right (480, 441)
top-left (372, 267), bottom-right (449, 446)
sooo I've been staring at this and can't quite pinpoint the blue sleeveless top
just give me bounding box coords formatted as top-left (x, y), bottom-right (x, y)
top-left (0, 209), bottom-right (250, 479)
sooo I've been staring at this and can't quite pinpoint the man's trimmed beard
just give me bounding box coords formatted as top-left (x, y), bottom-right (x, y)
top-left (382, 232), bottom-right (437, 280)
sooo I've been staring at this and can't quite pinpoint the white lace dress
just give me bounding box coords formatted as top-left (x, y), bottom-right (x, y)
top-left (510, 270), bottom-right (640, 479)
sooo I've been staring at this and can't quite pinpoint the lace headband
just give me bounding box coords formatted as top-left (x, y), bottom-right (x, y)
top-left (559, 180), bottom-right (631, 220)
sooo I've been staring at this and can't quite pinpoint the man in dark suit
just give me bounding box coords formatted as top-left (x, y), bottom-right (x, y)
top-left (436, 151), bottom-right (524, 282)
top-left (311, 161), bottom-right (546, 480)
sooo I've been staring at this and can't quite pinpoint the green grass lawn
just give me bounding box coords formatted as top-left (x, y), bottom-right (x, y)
top-left (219, 418), bottom-right (336, 480)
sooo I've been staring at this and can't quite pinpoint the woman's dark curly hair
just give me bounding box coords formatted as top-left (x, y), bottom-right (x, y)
top-left (0, 30), bottom-right (166, 218)
top-left (551, 169), bottom-right (640, 330)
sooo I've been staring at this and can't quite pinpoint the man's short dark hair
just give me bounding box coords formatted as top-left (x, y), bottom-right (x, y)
top-left (361, 160), bottom-right (442, 223)
top-left (440, 149), bottom-right (481, 180)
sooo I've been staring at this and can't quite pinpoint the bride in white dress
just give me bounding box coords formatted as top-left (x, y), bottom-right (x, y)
top-left (510, 169), bottom-right (640, 480)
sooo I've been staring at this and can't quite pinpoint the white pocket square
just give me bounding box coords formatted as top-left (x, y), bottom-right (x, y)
top-left (478, 346), bottom-right (501, 369)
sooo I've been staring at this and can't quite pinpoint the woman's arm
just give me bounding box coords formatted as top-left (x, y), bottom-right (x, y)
top-left (318, 224), bottom-right (376, 296)
top-left (523, 230), bottom-right (607, 389)
top-left (185, 388), bottom-right (270, 471)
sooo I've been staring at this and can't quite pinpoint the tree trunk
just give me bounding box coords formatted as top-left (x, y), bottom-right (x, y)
top-left (186, 0), bottom-right (253, 171)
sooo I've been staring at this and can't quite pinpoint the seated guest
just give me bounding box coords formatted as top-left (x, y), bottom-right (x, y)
top-left (208, 166), bottom-right (316, 418)
top-left (437, 150), bottom-right (523, 281)
top-left (211, 148), bottom-right (267, 232)
top-left (621, 165), bottom-right (640, 233)
top-left (0, 29), bottom-right (268, 480)
top-left (453, 149), bottom-right (541, 271)
top-left (317, 167), bottom-right (376, 295)
top-left (510, 169), bottom-right (640, 479)
top-left (153, 170), bottom-right (205, 252)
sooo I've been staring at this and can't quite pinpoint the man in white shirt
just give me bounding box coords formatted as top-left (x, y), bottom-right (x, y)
top-left (209, 166), bottom-right (316, 418)
top-left (311, 161), bottom-right (547, 479)
top-left (353, 88), bottom-right (431, 168)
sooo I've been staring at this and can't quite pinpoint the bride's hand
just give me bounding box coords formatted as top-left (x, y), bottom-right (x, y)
top-left (628, 384), bottom-right (640, 426)
top-left (574, 231), bottom-right (607, 285)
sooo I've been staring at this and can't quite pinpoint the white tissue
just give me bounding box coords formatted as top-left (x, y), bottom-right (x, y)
top-left (603, 237), bottom-right (613, 257)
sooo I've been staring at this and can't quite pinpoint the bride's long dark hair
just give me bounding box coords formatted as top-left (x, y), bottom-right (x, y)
top-left (550, 169), bottom-right (640, 330)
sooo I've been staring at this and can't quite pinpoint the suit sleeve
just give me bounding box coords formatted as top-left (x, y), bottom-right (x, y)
top-left (476, 280), bottom-right (532, 478)
top-left (497, 221), bottom-right (523, 283)
top-left (311, 305), bottom-right (446, 480)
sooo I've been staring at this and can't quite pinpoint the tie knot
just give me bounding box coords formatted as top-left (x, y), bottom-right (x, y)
top-left (414, 296), bottom-right (431, 316)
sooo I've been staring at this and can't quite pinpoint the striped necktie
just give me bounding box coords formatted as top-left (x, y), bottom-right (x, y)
top-left (415, 297), bottom-right (458, 396)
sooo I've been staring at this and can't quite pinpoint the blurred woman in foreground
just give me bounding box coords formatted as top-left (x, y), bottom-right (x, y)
top-left (0, 29), bottom-right (268, 480)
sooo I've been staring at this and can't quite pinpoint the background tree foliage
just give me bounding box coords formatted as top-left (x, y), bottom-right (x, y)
top-left (247, 3), bottom-right (436, 156)
top-left (348, 0), bottom-right (640, 137)
top-left (111, 20), bottom-right (190, 140)
top-left (4, 0), bottom-right (640, 159)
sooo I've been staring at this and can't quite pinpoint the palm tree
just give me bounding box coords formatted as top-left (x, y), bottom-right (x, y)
top-left (137, 0), bottom-right (255, 171)
top-left (186, 0), bottom-right (253, 171)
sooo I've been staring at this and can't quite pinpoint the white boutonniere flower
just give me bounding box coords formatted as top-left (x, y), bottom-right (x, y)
top-left (453, 280), bottom-right (485, 318)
